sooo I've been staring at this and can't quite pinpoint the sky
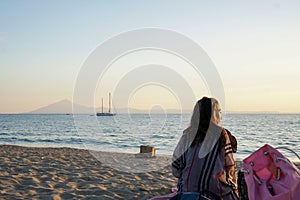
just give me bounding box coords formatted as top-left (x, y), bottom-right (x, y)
top-left (0, 0), bottom-right (300, 113)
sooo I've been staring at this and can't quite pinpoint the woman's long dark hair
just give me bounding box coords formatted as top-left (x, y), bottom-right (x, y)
top-left (191, 97), bottom-right (212, 147)
top-left (191, 97), bottom-right (226, 150)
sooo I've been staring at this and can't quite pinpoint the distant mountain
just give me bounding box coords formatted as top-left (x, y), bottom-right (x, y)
top-left (29, 99), bottom-right (94, 114)
top-left (28, 99), bottom-right (192, 114)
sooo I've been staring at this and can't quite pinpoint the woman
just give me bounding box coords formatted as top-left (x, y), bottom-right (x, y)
top-left (171, 97), bottom-right (238, 200)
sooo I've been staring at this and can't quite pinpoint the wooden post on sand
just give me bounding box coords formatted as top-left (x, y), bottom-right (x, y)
top-left (140, 145), bottom-right (155, 157)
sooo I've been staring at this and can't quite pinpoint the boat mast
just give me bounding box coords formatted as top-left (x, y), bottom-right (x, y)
top-left (109, 93), bottom-right (111, 113)
top-left (101, 98), bottom-right (104, 113)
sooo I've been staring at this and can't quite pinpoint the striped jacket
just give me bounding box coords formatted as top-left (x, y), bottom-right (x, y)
top-left (172, 127), bottom-right (238, 200)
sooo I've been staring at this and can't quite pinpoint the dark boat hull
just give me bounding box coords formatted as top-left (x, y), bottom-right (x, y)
top-left (96, 113), bottom-right (116, 116)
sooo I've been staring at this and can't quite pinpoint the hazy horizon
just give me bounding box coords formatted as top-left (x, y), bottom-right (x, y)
top-left (1, 1), bottom-right (300, 114)
top-left (0, 98), bottom-right (298, 114)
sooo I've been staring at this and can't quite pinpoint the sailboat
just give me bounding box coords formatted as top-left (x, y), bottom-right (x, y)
top-left (96, 93), bottom-right (116, 116)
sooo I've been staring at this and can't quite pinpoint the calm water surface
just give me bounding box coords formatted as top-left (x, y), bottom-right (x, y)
top-left (0, 114), bottom-right (299, 161)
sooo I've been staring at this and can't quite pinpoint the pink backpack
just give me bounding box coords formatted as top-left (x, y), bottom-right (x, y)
top-left (242, 144), bottom-right (300, 200)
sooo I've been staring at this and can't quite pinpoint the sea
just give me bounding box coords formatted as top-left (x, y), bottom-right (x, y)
top-left (0, 114), bottom-right (299, 161)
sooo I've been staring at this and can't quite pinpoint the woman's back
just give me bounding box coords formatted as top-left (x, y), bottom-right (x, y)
top-left (173, 129), bottom-right (237, 199)
top-left (171, 97), bottom-right (238, 200)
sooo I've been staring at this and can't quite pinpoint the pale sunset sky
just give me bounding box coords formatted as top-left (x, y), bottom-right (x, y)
top-left (0, 1), bottom-right (300, 113)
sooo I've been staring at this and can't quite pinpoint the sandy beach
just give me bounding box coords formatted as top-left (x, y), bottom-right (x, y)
top-left (1, 145), bottom-right (298, 200)
top-left (0, 145), bottom-right (178, 200)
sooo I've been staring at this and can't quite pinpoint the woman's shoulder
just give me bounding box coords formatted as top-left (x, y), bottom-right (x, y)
top-left (222, 128), bottom-right (237, 153)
